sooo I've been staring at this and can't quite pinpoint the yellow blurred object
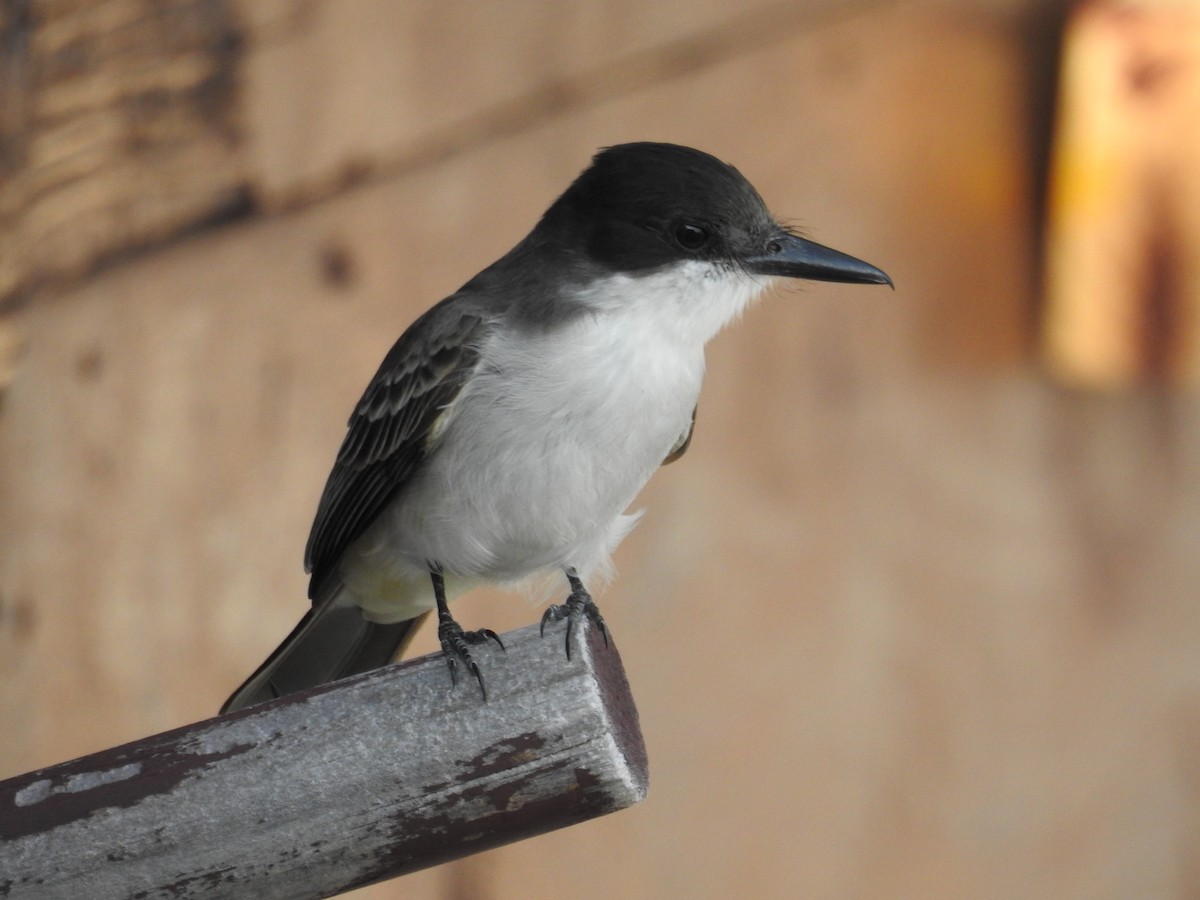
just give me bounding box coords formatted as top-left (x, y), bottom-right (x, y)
top-left (1043, 0), bottom-right (1200, 386)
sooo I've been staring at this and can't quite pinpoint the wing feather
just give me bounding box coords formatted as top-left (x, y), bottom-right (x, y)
top-left (662, 405), bottom-right (697, 465)
top-left (304, 299), bottom-right (492, 600)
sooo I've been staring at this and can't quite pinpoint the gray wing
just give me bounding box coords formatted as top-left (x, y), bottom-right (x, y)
top-left (662, 405), bottom-right (697, 465)
top-left (304, 297), bottom-right (492, 600)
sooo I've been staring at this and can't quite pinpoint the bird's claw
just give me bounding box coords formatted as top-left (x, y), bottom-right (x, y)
top-left (438, 619), bottom-right (504, 700)
top-left (540, 589), bottom-right (609, 660)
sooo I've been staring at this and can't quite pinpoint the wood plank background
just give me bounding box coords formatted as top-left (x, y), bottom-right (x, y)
top-left (4, 1), bottom-right (1200, 898)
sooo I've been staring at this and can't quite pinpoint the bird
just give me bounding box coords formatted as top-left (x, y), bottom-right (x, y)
top-left (220, 142), bottom-right (891, 714)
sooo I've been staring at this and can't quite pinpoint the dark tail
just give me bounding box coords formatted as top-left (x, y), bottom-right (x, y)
top-left (221, 592), bottom-right (426, 714)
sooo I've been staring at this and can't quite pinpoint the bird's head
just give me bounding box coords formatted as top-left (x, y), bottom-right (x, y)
top-left (543, 142), bottom-right (892, 288)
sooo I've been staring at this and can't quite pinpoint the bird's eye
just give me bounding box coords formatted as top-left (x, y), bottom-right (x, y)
top-left (673, 222), bottom-right (710, 252)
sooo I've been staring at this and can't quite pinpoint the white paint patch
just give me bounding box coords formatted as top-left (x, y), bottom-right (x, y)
top-left (14, 762), bottom-right (143, 807)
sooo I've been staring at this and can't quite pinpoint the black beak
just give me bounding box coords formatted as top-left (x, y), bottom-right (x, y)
top-left (744, 231), bottom-right (893, 288)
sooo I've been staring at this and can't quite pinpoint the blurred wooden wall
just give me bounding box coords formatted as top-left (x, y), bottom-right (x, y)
top-left (4, 1), bottom-right (1200, 898)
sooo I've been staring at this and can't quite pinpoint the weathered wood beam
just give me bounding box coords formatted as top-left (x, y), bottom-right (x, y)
top-left (0, 623), bottom-right (647, 900)
top-left (1042, 0), bottom-right (1200, 385)
top-left (0, 0), bottom-right (248, 305)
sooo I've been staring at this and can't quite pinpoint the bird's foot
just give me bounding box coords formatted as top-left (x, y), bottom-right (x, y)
top-left (540, 584), bottom-right (609, 660)
top-left (437, 615), bottom-right (504, 700)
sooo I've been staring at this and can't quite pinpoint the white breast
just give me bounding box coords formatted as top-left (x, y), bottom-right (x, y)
top-left (343, 261), bottom-right (767, 619)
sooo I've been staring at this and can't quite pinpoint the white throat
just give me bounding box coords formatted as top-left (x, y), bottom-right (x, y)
top-left (577, 260), bottom-right (771, 348)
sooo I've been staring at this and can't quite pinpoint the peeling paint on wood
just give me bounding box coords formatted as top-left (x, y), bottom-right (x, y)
top-left (0, 622), bottom-right (647, 900)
